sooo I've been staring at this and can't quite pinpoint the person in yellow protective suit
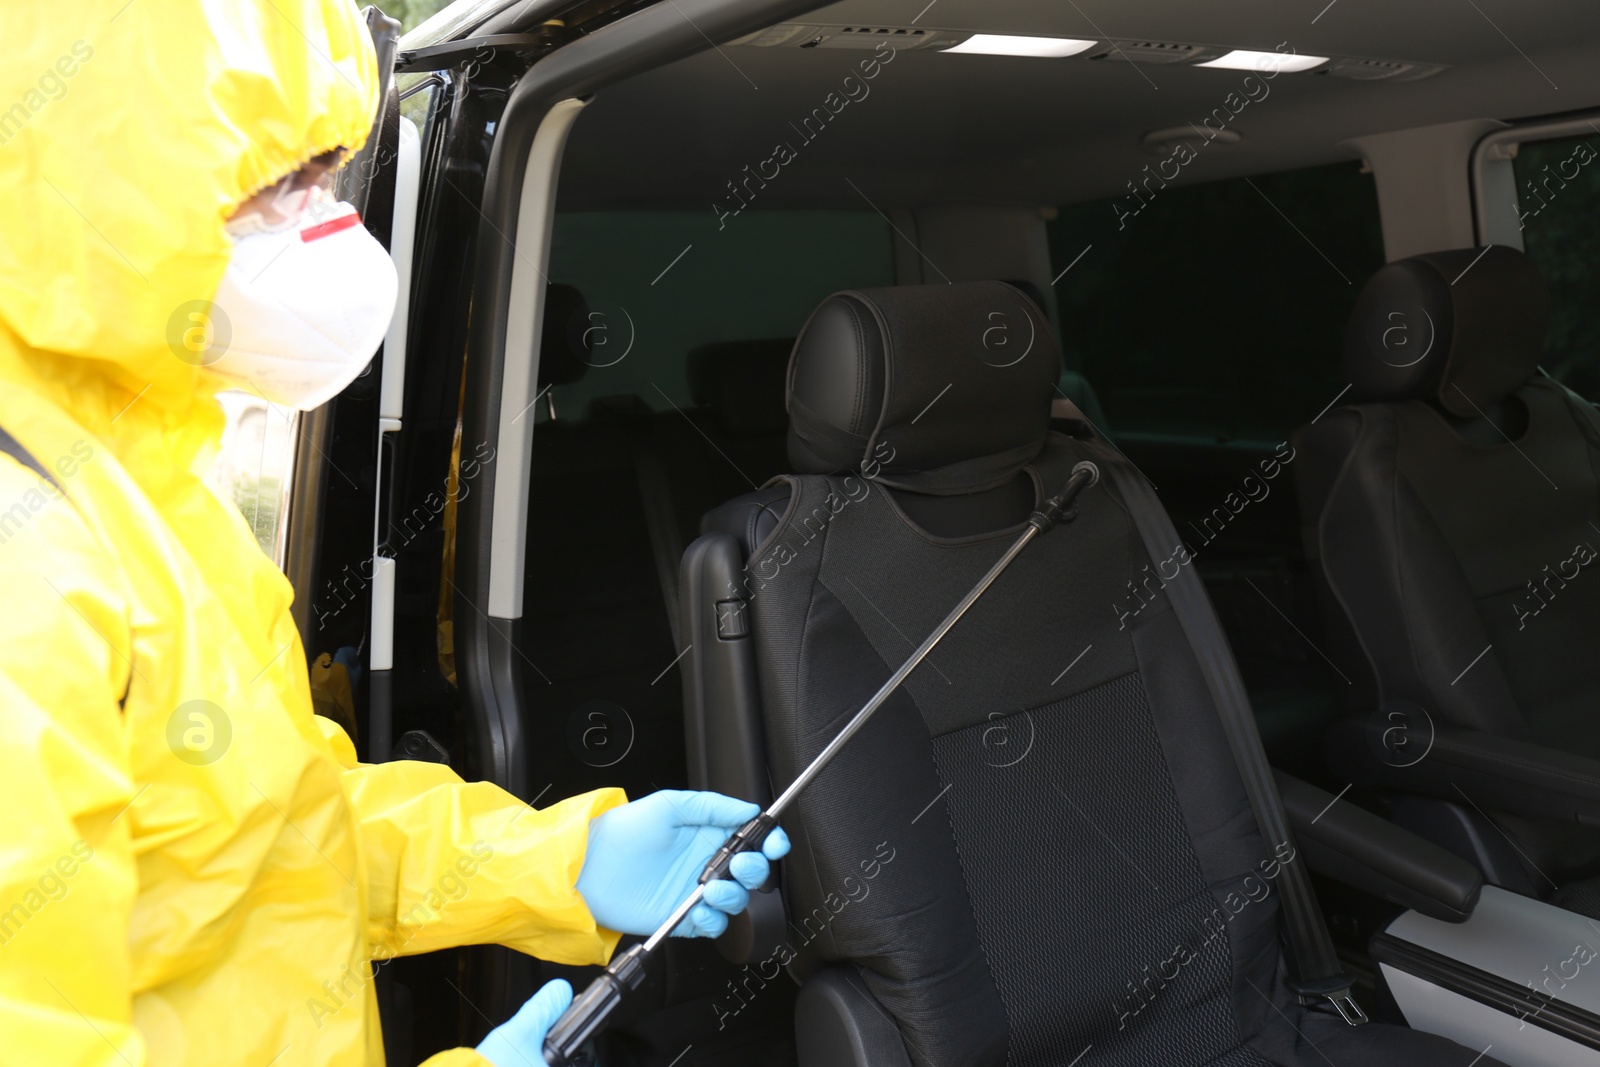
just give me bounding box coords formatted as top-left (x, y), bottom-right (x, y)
top-left (0, 2), bottom-right (786, 1064)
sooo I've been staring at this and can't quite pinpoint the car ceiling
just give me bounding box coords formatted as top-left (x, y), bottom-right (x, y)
top-left (557, 0), bottom-right (1600, 211)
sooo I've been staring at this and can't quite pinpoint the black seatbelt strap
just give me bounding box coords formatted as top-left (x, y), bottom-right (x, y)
top-left (1546, 376), bottom-right (1600, 453)
top-left (0, 425), bottom-right (60, 490)
top-left (622, 416), bottom-right (686, 650)
top-left (1104, 459), bottom-right (1367, 1026)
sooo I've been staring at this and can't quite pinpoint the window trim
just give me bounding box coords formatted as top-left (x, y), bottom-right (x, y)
top-left (1473, 110), bottom-right (1600, 250)
top-left (485, 96), bottom-right (588, 620)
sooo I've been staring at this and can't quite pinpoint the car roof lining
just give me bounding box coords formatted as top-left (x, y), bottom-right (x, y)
top-left (556, 0), bottom-right (1600, 210)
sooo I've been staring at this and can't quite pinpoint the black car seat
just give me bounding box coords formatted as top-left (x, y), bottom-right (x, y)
top-left (1293, 245), bottom-right (1600, 915)
top-left (679, 281), bottom-right (1507, 1066)
top-left (521, 282), bottom-right (695, 804)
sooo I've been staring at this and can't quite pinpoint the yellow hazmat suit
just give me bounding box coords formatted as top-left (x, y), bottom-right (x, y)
top-left (0, 3), bottom-right (624, 1063)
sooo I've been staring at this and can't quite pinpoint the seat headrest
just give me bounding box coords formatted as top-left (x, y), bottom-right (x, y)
top-left (786, 281), bottom-right (1060, 493)
top-left (539, 282), bottom-right (591, 390)
top-left (687, 338), bottom-right (793, 438)
top-left (1343, 246), bottom-right (1550, 417)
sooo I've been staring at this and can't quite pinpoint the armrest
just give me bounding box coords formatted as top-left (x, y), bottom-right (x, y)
top-left (1275, 769), bottom-right (1482, 922)
top-left (1326, 718), bottom-right (1600, 824)
top-left (679, 532), bottom-right (769, 804)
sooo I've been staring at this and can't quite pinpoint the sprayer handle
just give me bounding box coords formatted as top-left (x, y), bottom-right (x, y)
top-left (1030, 461), bottom-right (1099, 532)
top-left (541, 944), bottom-right (648, 1066)
top-left (697, 812), bottom-right (778, 886)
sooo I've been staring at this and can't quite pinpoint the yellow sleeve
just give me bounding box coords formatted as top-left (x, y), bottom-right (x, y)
top-left (0, 473), bottom-right (143, 1064)
top-left (317, 718), bottom-right (628, 966)
top-left (419, 1051), bottom-right (492, 1066)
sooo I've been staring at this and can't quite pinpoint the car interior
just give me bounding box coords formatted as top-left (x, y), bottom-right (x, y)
top-left (331, 0), bottom-right (1600, 1063)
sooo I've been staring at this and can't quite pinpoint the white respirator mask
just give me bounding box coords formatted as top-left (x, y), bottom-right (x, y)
top-left (205, 185), bottom-right (398, 411)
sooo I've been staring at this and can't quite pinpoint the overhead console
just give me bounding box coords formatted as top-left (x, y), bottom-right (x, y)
top-left (726, 23), bottom-right (1448, 81)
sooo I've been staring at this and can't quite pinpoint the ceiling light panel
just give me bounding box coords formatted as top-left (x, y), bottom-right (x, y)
top-left (1196, 49), bottom-right (1329, 73)
top-left (725, 25), bottom-right (1443, 81)
top-left (941, 34), bottom-right (1099, 58)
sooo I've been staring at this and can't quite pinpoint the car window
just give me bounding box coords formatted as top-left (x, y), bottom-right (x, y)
top-left (390, 0), bottom-right (455, 34)
top-left (545, 209), bottom-right (894, 419)
top-left (206, 391), bottom-right (297, 565)
top-left (1046, 161), bottom-right (1385, 442)
top-left (1510, 131), bottom-right (1600, 397)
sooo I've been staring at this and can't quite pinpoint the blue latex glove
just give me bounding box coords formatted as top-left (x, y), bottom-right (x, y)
top-left (576, 790), bottom-right (791, 938)
top-left (477, 979), bottom-right (572, 1067)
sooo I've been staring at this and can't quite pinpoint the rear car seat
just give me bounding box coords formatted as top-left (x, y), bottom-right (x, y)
top-left (684, 337), bottom-right (794, 510)
top-left (1294, 245), bottom-right (1600, 917)
top-left (678, 280), bottom-right (1505, 1067)
top-left (518, 286), bottom-right (686, 804)
top-left (519, 313), bottom-right (797, 804)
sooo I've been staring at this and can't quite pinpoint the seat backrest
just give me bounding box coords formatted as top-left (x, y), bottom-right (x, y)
top-left (1292, 246), bottom-right (1600, 753)
top-left (682, 281), bottom-right (1315, 1064)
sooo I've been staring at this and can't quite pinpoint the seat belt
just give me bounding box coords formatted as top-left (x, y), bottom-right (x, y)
top-left (1546, 375), bottom-right (1600, 453)
top-left (1103, 459), bottom-right (1367, 1026)
top-left (622, 416), bottom-right (686, 650)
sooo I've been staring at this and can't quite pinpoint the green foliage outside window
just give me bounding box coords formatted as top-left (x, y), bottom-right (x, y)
top-left (1515, 134), bottom-right (1600, 399)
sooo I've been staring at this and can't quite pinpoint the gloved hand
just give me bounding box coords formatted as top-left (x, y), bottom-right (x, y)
top-left (576, 790), bottom-right (791, 938)
top-left (476, 978), bottom-right (572, 1067)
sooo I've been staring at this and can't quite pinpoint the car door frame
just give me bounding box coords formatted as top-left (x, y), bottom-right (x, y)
top-left (436, 0), bottom-right (835, 1032)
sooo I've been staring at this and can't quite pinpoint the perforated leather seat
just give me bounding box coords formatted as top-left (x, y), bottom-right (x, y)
top-left (1294, 245), bottom-right (1600, 914)
top-left (679, 281), bottom-right (1506, 1066)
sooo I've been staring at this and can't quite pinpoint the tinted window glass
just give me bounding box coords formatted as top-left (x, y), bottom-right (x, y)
top-left (1512, 133), bottom-right (1600, 397)
top-left (546, 210), bottom-right (894, 418)
top-left (1046, 161), bottom-right (1385, 440)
